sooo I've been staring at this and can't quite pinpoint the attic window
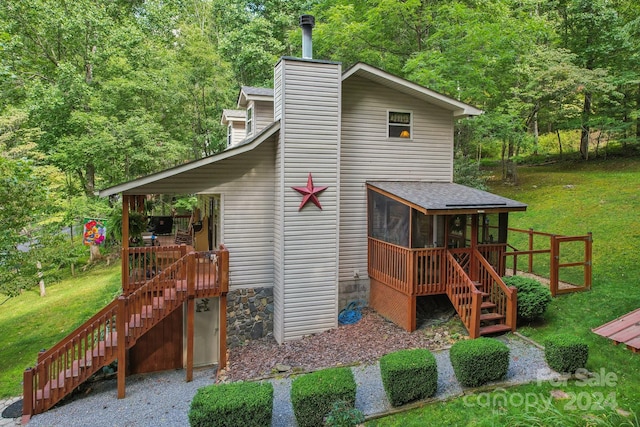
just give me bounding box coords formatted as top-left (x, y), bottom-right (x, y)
top-left (388, 111), bottom-right (412, 139)
top-left (246, 106), bottom-right (253, 135)
top-left (227, 124), bottom-right (232, 147)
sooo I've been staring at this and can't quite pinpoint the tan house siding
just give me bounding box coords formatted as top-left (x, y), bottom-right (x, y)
top-left (230, 121), bottom-right (246, 147)
top-left (276, 58), bottom-right (341, 342)
top-left (253, 100), bottom-right (274, 135)
top-left (338, 75), bottom-right (455, 288)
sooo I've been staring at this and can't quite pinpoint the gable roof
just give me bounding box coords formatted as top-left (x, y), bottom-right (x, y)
top-left (220, 109), bottom-right (246, 125)
top-left (99, 121), bottom-right (280, 196)
top-left (367, 181), bottom-right (526, 214)
top-left (343, 63), bottom-right (483, 119)
top-left (237, 86), bottom-right (274, 108)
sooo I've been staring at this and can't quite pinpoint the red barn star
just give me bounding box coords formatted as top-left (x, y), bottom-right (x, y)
top-left (291, 173), bottom-right (328, 211)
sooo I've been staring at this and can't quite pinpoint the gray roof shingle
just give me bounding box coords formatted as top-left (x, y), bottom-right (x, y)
top-left (367, 181), bottom-right (527, 213)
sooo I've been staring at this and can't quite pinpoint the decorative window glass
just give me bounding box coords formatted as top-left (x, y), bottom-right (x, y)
top-left (388, 111), bottom-right (412, 139)
top-left (246, 106), bottom-right (253, 135)
top-left (227, 124), bottom-right (232, 147)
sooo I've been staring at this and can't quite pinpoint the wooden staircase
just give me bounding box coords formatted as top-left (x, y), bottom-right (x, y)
top-left (445, 250), bottom-right (517, 338)
top-left (22, 246), bottom-right (228, 421)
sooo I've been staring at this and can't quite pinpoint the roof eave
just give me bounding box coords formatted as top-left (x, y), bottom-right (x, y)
top-left (99, 121), bottom-right (281, 197)
top-left (343, 63), bottom-right (483, 117)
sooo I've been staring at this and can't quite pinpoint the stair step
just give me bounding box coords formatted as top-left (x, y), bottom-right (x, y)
top-left (479, 324), bottom-right (512, 336)
top-left (140, 305), bottom-right (154, 319)
top-left (481, 301), bottom-right (496, 310)
top-left (163, 288), bottom-right (177, 300)
top-left (152, 296), bottom-right (165, 309)
top-left (480, 312), bottom-right (505, 322)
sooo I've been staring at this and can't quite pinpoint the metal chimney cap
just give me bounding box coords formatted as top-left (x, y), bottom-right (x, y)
top-left (299, 15), bottom-right (315, 28)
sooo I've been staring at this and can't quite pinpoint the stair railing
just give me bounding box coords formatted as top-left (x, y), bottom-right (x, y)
top-left (23, 299), bottom-right (119, 416)
top-left (445, 251), bottom-right (482, 338)
top-left (474, 249), bottom-right (518, 332)
top-left (123, 253), bottom-right (190, 346)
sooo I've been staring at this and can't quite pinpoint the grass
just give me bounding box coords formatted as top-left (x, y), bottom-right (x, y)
top-left (369, 157), bottom-right (640, 425)
top-left (0, 263), bottom-right (121, 398)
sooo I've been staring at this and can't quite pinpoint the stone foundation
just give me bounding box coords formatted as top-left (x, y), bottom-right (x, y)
top-left (226, 287), bottom-right (274, 348)
top-left (338, 278), bottom-right (370, 311)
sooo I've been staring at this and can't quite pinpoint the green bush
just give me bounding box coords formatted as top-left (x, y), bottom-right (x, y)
top-left (450, 338), bottom-right (510, 387)
top-left (379, 348), bottom-right (438, 406)
top-left (502, 275), bottom-right (552, 321)
top-left (188, 381), bottom-right (273, 427)
top-left (323, 400), bottom-right (365, 427)
top-left (544, 334), bottom-right (589, 373)
top-left (291, 367), bottom-right (357, 427)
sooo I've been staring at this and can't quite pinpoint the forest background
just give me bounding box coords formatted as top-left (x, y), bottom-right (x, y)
top-left (1, 0), bottom-right (639, 297)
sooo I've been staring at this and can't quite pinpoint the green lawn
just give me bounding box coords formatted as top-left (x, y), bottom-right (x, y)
top-left (0, 264), bottom-right (121, 398)
top-left (370, 158), bottom-right (640, 426)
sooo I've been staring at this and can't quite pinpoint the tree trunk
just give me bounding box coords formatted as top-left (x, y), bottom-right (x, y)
top-left (37, 261), bottom-right (46, 297)
top-left (83, 163), bottom-right (96, 196)
top-left (637, 83), bottom-right (640, 143)
top-left (89, 244), bottom-right (102, 262)
top-left (556, 129), bottom-right (563, 160)
top-left (580, 92), bottom-right (592, 160)
top-left (533, 112), bottom-right (539, 155)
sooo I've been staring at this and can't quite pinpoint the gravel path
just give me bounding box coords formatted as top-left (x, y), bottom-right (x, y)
top-left (25, 332), bottom-right (554, 427)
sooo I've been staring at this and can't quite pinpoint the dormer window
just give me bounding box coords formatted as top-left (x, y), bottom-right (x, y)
top-left (227, 124), bottom-right (232, 147)
top-left (388, 111), bottom-right (412, 139)
top-left (246, 106), bottom-right (253, 136)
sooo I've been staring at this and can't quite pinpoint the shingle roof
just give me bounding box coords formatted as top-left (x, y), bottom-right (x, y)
top-left (222, 109), bottom-right (246, 118)
top-left (367, 181), bottom-right (527, 213)
top-left (241, 86), bottom-right (274, 97)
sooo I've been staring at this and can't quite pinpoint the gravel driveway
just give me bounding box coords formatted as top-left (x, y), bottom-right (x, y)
top-left (27, 330), bottom-right (554, 427)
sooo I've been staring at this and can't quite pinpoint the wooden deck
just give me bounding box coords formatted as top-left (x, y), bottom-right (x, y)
top-left (592, 308), bottom-right (640, 353)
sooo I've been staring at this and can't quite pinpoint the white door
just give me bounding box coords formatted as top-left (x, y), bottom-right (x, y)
top-left (184, 298), bottom-right (219, 367)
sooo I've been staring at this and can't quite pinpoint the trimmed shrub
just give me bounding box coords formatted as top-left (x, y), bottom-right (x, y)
top-left (450, 338), bottom-right (510, 387)
top-left (188, 381), bottom-right (273, 427)
top-left (291, 367), bottom-right (357, 427)
top-left (379, 348), bottom-right (438, 406)
top-left (503, 275), bottom-right (552, 321)
top-left (544, 334), bottom-right (589, 373)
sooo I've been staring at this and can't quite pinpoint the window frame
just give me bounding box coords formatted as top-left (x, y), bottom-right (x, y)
top-left (387, 110), bottom-right (413, 140)
top-left (246, 105), bottom-right (254, 136)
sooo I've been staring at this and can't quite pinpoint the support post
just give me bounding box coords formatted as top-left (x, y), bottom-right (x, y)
top-left (469, 291), bottom-right (482, 338)
top-left (219, 294), bottom-right (228, 369)
top-left (549, 236), bottom-right (559, 297)
top-left (22, 368), bottom-right (34, 420)
top-left (117, 295), bottom-right (127, 398)
top-left (507, 287), bottom-right (518, 332)
top-left (585, 232), bottom-right (592, 291)
top-left (186, 253), bottom-right (195, 382)
top-left (528, 228), bottom-right (534, 273)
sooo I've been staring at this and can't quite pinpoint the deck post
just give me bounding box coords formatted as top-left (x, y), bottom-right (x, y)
top-left (117, 295), bottom-right (127, 398)
top-left (507, 287), bottom-right (518, 331)
top-left (585, 232), bottom-right (592, 291)
top-left (186, 253), bottom-right (195, 382)
top-left (469, 291), bottom-right (482, 339)
top-left (22, 367), bottom-right (34, 419)
top-left (219, 294), bottom-right (228, 369)
top-left (528, 228), bottom-right (534, 273)
top-left (549, 236), bottom-right (559, 297)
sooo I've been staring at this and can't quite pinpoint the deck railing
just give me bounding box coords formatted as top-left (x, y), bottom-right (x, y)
top-left (23, 300), bottom-right (119, 416)
top-left (368, 238), bottom-right (451, 296)
top-left (124, 245), bottom-right (189, 295)
top-left (505, 228), bottom-right (592, 296)
top-left (24, 245), bottom-right (229, 419)
top-left (474, 249), bottom-right (517, 332)
top-left (445, 251), bottom-right (482, 338)
top-left (413, 248), bottom-right (447, 295)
